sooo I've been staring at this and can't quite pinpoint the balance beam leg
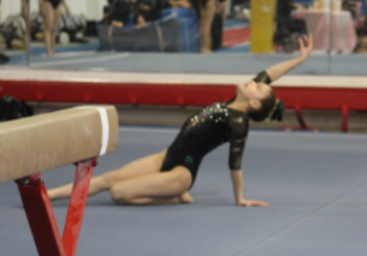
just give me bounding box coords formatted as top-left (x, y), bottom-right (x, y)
top-left (341, 103), bottom-right (349, 133)
top-left (17, 174), bottom-right (67, 256)
top-left (294, 103), bottom-right (309, 129)
top-left (62, 158), bottom-right (97, 256)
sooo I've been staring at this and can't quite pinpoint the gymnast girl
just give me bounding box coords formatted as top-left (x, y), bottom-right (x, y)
top-left (48, 35), bottom-right (313, 207)
top-left (41, 0), bottom-right (70, 56)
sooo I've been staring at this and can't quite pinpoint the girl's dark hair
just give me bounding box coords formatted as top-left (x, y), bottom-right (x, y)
top-left (248, 90), bottom-right (277, 122)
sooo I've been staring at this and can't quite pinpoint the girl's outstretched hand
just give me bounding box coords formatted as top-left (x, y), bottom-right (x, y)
top-left (298, 34), bottom-right (313, 62)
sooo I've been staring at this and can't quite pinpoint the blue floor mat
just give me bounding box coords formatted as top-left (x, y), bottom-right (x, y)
top-left (6, 41), bottom-right (100, 63)
top-left (1, 128), bottom-right (367, 256)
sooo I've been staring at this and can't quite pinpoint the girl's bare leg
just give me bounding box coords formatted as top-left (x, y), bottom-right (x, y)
top-left (42, 1), bottom-right (55, 56)
top-left (51, 4), bottom-right (62, 54)
top-left (200, 0), bottom-right (216, 53)
top-left (123, 191), bottom-right (194, 205)
top-left (48, 150), bottom-right (167, 200)
top-left (109, 166), bottom-right (192, 205)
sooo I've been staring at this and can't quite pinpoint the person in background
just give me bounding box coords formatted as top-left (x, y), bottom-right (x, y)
top-left (103, 0), bottom-right (115, 19)
top-left (189, 0), bottom-right (216, 53)
top-left (134, 0), bottom-right (164, 29)
top-left (134, 0), bottom-right (191, 29)
top-left (41, 0), bottom-right (70, 56)
top-left (351, 0), bottom-right (367, 52)
top-left (0, 0), bottom-right (10, 64)
top-left (22, 0), bottom-right (30, 53)
top-left (273, 0), bottom-right (308, 52)
top-left (102, 0), bottom-right (212, 48)
top-left (103, 0), bottom-right (192, 29)
top-left (0, 0), bottom-right (29, 63)
top-left (210, 0), bottom-right (229, 51)
top-left (103, 0), bottom-right (131, 27)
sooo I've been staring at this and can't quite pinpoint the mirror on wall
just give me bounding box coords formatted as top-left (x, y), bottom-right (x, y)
top-left (28, 0), bottom-right (100, 69)
top-left (25, 0), bottom-right (344, 76)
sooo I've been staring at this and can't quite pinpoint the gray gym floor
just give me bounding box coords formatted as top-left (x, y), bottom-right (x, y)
top-left (1, 126), bottom-right (367, 256)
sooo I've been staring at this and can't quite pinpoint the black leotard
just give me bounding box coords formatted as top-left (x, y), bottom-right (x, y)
top-left (45, 0), bottom-right (62, 9)
top-left (160, 71), bottom-right (272, 187)
top-left (161, 102), bottom-right (249, 186)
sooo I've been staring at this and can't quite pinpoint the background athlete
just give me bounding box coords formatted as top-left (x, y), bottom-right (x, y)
top-left (41, 0), bottom-right (70, 56)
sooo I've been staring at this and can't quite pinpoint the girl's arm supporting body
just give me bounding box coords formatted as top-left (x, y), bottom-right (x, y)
top-left (229, 35), bottom-right (313, 207)
top-left (231, 169), bottom-right (268, 207)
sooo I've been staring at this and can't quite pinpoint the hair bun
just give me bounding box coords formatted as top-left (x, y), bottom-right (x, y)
top-left (270, 101), bottom-right (284, 122)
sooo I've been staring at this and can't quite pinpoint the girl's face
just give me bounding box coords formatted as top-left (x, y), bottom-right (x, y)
top-left (238, 81), bottom-right (273, 109)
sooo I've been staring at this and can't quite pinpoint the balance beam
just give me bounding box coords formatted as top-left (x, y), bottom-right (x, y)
top-left (0, 105), bottom-right (119, 256)
top-left (0, 105), bottom-right (119, 183)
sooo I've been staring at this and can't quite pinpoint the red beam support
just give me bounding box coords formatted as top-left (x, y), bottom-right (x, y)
top-left (17, 174), bottom-right (67, 256)
top-left (62, 158), bottom-right (96, 256)
top-left (16, 158), bottom-right (97, 256)
top-left (341, 103), bottom-right (349, 133)
top-left (294, 103), bottom-right (308, 130)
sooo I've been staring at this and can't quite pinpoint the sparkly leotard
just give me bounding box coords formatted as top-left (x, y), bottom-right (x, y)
top-left (160, 71), bottom-right (272, 187)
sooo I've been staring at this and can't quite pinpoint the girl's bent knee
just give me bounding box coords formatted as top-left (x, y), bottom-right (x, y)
top-left (109, 186), bottom-right (128, 204)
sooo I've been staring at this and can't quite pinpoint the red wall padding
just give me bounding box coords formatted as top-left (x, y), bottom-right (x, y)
top-left (1, 79), bottom-right (367, 110)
